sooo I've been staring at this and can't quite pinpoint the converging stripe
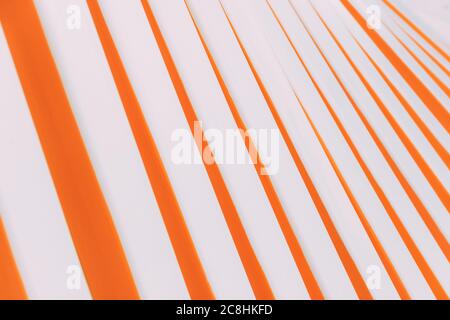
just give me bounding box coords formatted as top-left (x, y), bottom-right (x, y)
top-left (0, 0), bottom-right (138, 299)
top-left (0, 0), bottom-right (448, 300)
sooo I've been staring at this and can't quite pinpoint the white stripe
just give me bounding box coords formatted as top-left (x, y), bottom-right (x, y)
top-left (195, 0), bottom-right (357, 299)
top-left (148, 0), bottom-right (310, 299)
top-left (313, 0), bottom-right (450, 243)
top-left (353, 0), bottom-right (450, 112)
top-left (255, 0), bottom-right (433, 300)
top-left (382, 13), bottom-right (450, 89)
top-left (99, 0), bottom-right (255, 299)
top-left (331, 2), bottom-right (450, 237)
top-left (290, 0), bottom-right (450, 295)
top-left (0, 25), bottom-right (91, 300)
top-left (35, 0), bottom-right (189, 299)
top-left (224, 0), bottom-right (400, 300)
top-left (388, 0), bottom-right (450, 51)
top-left (389, 9), bottom-right (450, 74)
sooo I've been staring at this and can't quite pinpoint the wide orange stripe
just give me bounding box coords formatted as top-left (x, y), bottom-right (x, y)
top-left (141, 0), bottom-right (274, 299)
top-left (297, 95), bottom-right (410, 299)
top-left (315, 13), bottom-right (450, 260)
top-left (244, 1), bottom-right (373, 300)
top-left (185, 0), bottom-right (323, 300)
top-left (293, 6), bottom-right (448, 299)
top-left (383, 0), bottom-right (450, 63)
top-left (0, 218), bottom-right (27, 300)
top-left (341, 0), bottom-right (450, 134)
top-left (86, 0), bottom-right (213, 299)
top-left (0, 0), bottom-right (139, 299)
top-left (355, 40), bottom-right (450, 170)
top-left (389, 28), bottom-right (450, 98)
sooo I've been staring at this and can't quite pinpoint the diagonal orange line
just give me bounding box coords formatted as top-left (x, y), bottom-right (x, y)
top-left (184, 0), bottom-right (323, 300)
top-left (290, 2), bottom-right (448, 299)
top-left (354, 39), bottom-right (450, 170)
top-left (0, 0), bottom-right (139, 299)
top-left (236, 0), bottom-right (373, 300)
top-left (341, 0), bottom-right (450, 135)
top-left (140, 0), bottom-right (274, 299)
top-left (341, 0), bottom-right (450, 211)
top-left (387, 26), bottom-right (450, 98)
top-left (313, 9), bottom-right (450, 261)
top-left (0, 217), bottom-right (27, 300)
top-left (296, 93), bottom-right (410, 300)
top-left (86, 0), bottom-right (213, 299)
top-left (396, 22), bottom-right (450, 78)
top-left (383, 0), bottom-right (450, 63)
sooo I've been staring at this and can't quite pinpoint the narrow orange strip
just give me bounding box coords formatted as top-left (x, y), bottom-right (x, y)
top-left (289, 4), bottom-right (448, 299)
top-left (388, 27), bottom-right (450, 98)
top-left (0, 0), bottom-right (139, 299)
top-left (296, 94), bottom-right (410, 299)
top-left (237, 1), bottom-right (373, 300)
top-left (383, 0), bottom-right (450, 63)
top-left (398, 23), bottom-right (450, 77)
top-left (184, 0), bottom-right (323, 300)
top-left (341, 0), bottom-right (450, 211)
top-left (279, 1), bottom-right (407, 299)
top-left (313, 11), bottom-right (450, 260)
top-left (0, 218), bottom-right (27, 300)
top-left (355, 39), bottom-right (450, 170)
top-left (341, 0), bottom-right (450, 134)
top-left (140, 0), bottom-right (274, 299)
top-left (86, 0), bottom-right (213, 299)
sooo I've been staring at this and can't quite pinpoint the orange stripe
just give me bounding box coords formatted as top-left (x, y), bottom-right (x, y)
top-left (355, 40), bottom-right (450, 171)
top-left (341, 0), bottom-right (450, 210)
top-left (86, 0), bottom-right (213, 299)
top-left (290, 3), bottom-right (448, 299)
top-left (0, 217), bottom-right (27, 300)
top-left (341, 0), bottom-right (450, 135)
top-left (285, 1), bottom-right (408, 299)
top-left (388, 27), bottom-right (450, 98)
top-left (140, 0), bottom-right (274, 299)
top-left (184, 0), bottom-right (323, 300)
top-left (241, 1), bottom-right (373, 300)
top-left (383, 0), bottom-right (450, 63)
top-left (314, 11), bottom-right (450, 261)
top-left (0, 0), bottom-right (139, 299)
top-left (296, 94), bottom-right (410, 299)
top-left (398, 23), bottom-right (450, 78)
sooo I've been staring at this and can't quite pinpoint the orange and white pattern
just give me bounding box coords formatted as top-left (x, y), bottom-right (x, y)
top-left (0, 0), bottom-right (448, 300)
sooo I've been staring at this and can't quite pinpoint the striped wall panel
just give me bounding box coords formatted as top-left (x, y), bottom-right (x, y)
top-left (0, 0), bottom-right (448, 300)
